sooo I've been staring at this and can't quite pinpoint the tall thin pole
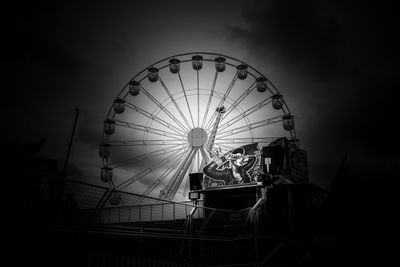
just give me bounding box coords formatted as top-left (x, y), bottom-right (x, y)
top-left (197, 68), bottom-right (199, 127)
top-left (63, 108), bottom-right (80, 174)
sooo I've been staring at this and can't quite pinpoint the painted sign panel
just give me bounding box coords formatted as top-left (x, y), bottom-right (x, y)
top-left (203, 143), bottom-right (261, 188)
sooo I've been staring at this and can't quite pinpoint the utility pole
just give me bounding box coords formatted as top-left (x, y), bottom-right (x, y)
top-left (63, 108), bottom-right (80, 175)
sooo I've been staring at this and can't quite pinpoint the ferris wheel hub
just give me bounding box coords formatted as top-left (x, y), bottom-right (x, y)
top-left (187, 127), bottom-right (208, 148)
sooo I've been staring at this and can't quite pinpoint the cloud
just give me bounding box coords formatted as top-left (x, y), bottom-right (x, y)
top-left (226, 0), bottom-right (399, 82)
top-left (224, 0), bottom-right (400, 186)
top-left (226, 0), bottom-right (345, 81)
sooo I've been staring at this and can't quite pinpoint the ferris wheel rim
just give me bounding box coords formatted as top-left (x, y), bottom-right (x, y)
top-left (104, 53), bottom-right (296, 143)
top-left (104, 52), bottom-right (292, 122)
top-left (100, 51), bottom-right (297, 201)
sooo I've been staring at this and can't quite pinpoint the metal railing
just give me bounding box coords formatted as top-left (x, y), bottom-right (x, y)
top-left (25, 171), bottom-right (261, 235)
top-left (17, 170), bottom-right (317, 266)
top-left (95, 200), bottom-right (204, 225)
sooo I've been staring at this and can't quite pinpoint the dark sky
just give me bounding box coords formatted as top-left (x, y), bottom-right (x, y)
top-left (4, 0), bottom-right (399, 193)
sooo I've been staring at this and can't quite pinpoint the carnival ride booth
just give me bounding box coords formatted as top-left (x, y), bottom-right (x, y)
top-left (190, 138), bottom-right (309, 204)
top-left (188, 138), bottom-right (325, 235)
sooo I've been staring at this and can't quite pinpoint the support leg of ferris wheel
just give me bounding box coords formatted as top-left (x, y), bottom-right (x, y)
top-left (159, 149), bottom-right (193, 199)
top-left (159, 147), bottom-right (197, 200)
top-left (183, 159), bottom-right (196, 197)
top-left (165, 148), bottom-right (197, 200)
top-left (134, 153), bottom-right (186, 205)
top-left (200, 147), bottom-right (211, 167)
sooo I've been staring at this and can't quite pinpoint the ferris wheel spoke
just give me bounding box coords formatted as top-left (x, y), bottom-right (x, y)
top-left (202, 145), bottom-right (216, 165)
top-left (217, 115), bottom-right (283, 138)
top-left (115, 119), bottom-right (185, 140)
top-left (109, 144), bottom-right (187, 168)
top-left (197, 68), bottom-right (199, 127)
top-left (214, 137), bottom-right (278, 145)
top-left (159, 147), bottom-right (196, 200)
top-left (197, 149), bottom-right (201, 171)
top-left (201, 71), bottom-right (218, 128)
top-left (218, 97), bottom-right (273, 132)
top-left (139, 85), bottom-right (189, 133)
top-left (116, 148), bottom-right (188, 190)
top-left (205, 74), bottom-right (238, 131)
top-left (158, 77), bottom-right (192, 131)
top-left (125, 101), bottom-right (186, 135)
top-left (138, 152), bottom-right (186, 202)
top-left (178, 72), bottom-right (195, 128)
top-left (170, 147), bottom-right (197, 199)
top-left (143, 167), bottom-right (175, 197)
top-left (200, 145), bottom-right (213, 165)
top-left (219, 82), bottom-right (256, 123)
top-left (109, 140), bottom-right (185, 146)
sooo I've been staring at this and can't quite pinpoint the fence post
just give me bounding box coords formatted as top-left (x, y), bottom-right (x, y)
top-left (85, 189), bottom-right (112, 227)
top-left (252, 211), bottom-right (259, 263)
top-left (173, 203), bottom-right (176, 220)
top-left (139, 205), bottom-right (142, 222)
top-left (288, 188), bottom-right (294, 233)
top-left (150, 205), bottom-right (153, 221)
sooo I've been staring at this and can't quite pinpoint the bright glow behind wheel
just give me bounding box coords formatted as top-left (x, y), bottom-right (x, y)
top-left (100, 52), bottom-right (296, 202)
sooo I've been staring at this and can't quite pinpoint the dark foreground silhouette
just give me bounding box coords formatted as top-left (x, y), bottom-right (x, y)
top-left (3, 141), bottom-right (398, 266)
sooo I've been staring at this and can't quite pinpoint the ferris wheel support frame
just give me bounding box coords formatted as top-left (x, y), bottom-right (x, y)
top-left (101, 52), bottom-right (297, 202)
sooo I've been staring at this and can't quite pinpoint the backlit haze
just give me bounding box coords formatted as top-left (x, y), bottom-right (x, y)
top-left (5, 1), bottom-right (399, 201)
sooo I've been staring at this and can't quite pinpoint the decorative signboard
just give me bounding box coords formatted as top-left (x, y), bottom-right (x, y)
top-left (203, 143), bottom-right (261, 188)
top-left (202, 138), bottom-right (309, 189)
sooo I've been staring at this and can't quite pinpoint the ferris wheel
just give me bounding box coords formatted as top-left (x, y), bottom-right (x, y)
top-left (98, 52), bottom-right (296, 203)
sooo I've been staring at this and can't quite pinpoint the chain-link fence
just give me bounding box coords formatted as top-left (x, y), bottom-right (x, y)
top-left (63, 179), bottom-right (109, 210)
top-left (60, 178), bottom-right (258, 237)
top-left (23, 172), bottom-right (261, 237)
top-left (95, 199), bottom-right (204, 225)
top-left (17, 171), bottom-right (318, 266)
